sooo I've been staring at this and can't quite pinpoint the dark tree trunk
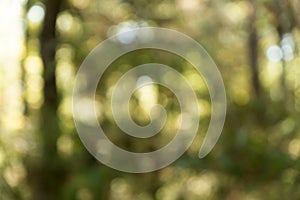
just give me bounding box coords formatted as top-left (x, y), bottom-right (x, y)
top-left (39, 0), bottom-right (61, 158)
top-left (26, 0), bottom-right (66, 199)
top-left (248, 0), bottom-right (260, 97)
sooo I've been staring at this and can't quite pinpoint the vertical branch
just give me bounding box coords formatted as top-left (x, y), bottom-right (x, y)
top-left (39, 0), bottom-right (62, 161)
top-left (280, 41), bottom-right (287, 98)
top-left (248, 0), bottom-right (260, 97)
top-left (21, 1), bottom-right (30, 117)
top-left (40, 0), bottom-right (61, 111)
top-left (26, 0), bottom-right (66, 199)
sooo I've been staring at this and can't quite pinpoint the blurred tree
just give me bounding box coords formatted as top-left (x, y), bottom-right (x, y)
top-left (248, 0), bottom-right (260, 96)
top-left (25, 0), bottom-right (66, 199)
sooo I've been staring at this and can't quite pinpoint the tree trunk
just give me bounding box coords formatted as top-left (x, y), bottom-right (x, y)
top-left (26, 0), bottom-right (65, 199)
top-left (248, 0), bottom-right (260, 97)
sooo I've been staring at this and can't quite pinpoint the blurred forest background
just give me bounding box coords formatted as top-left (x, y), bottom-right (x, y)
top-left (1, 0), bottom-right (300, 199)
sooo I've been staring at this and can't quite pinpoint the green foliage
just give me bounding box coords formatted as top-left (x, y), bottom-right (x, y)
top-left (1, 0), bottom-right (300, 199)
